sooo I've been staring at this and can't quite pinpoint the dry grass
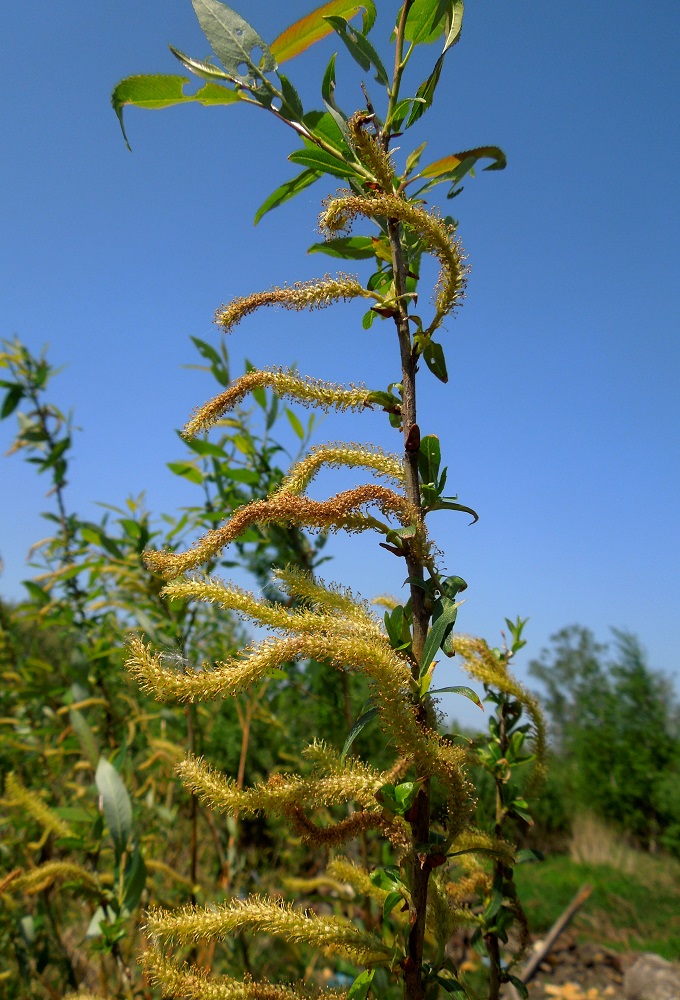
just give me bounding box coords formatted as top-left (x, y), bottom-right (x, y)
top-left (569, 813), bottom-right (680, 891)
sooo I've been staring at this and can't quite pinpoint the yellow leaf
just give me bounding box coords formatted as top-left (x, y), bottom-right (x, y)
top-left (271, 1), bottom-right (368, 64)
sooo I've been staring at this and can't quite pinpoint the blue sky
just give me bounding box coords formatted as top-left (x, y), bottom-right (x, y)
top-left (2, 1), bottom-right (679, 721)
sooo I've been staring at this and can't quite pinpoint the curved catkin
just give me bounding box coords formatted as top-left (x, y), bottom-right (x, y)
top-left (182, 369), bottom-right (370, 438)
top-left (141, 952), bottom-right (349, 1000)
top-left (276, 442), bottom-right (404, 496)
top-left (215, 274), bottom-right (371, 333)
top-left (347, 111), bottom-right (396, 189)
top-left (319, 192), bottom-right (467, 331)
top-left (145, 894), bottom-right (390, 964)
top-left (144, 485), bottom-right (420, 578)
top-left (449, 634), bottom-right (547, 786)
top-left (176, 754), bottom-right (385, 815)
top-left (9, 862), bottom-right (102, 897)
top-left (5, 773), bottom-right (74, 840)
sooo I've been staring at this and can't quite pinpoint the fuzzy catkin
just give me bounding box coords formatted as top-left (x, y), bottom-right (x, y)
top-left (183, 368), bottom-right (370, 438)
top-left (215, 274), bottom-right (370, 333)
top-left (144, 485), bottom-right (420, 578)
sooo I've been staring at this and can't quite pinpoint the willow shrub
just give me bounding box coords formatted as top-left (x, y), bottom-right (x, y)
top-left (112, 3), bottom-right (546, 998)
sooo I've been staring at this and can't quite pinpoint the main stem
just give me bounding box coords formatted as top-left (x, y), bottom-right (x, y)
top-left (388, 215), bottom-right (432, 1000)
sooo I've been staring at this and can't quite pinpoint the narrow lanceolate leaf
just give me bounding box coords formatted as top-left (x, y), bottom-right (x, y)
top-left (420, 598), bottom-right (460, 677)
top-left (418, 434), bottom-right (441, 486)
top-left (169, 45), bottom-right (232, 81)
top-left (254, 168), bottom-right (321, 224)
top-left (429, 685), bottom-right (484, 709)
top-left (69, 709), bottom-right (100, 768)
top-left (324, 16), bottom-right (389, 85)
top-left (112, 75), bottom-right (241, 149)
top-left (406, 53), bottom-right (444, 128)
top-left (95, 758), bottom-right (132, 859)
top-left (271, 0), bottom-right (376, 64)
top-left (442, 0), bottom-right (464, 53)
top-left (191, 0), bottom-right (276, 80)
top-left (341, 705), bottom-right (379, 760)
top-left (307, 236), bottom-right (376, 259)
top-left (417, 146), bottom-right (507, 180)
top-left (289, 146), bottom-right (364, 179)
top-left (403, 0), bottom-right (454, 45)
top-left (348, 968), bottom-right (376, 999)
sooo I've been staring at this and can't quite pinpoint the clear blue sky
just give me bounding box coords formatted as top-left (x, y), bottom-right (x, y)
top-left (2, 1), bottom-right (679, 721)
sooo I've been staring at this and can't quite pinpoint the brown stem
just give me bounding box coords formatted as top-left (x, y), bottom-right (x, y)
top-left (387, 205), bottom-right (432, 1000)
top-left (486, 699), bottom-right (509, 1000)
top-left (186, 703), bottom-right (198, 906)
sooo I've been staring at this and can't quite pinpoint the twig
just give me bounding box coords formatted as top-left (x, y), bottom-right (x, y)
top-left (505, 883), bottom-right (593, 998)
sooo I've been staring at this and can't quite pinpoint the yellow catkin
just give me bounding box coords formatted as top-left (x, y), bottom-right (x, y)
top-left (449, 635), bottom-right (547, 784)
top-left (327, 857), bottom-right (390, 904)
top-left (274, 567), bottom-right (380, 628)
top-left (141, 952), bottom-right (348, 1000)
top-left (215, 274), bottom-right (370, 333)
top-left (319, 192), bottom-right (467, 331)
top-left (11, 862), bottom-right (102, 897)
top-left (347, 111), bottom-right (396, 189)
top-left (144, 485), bottom-right (420, 578)
top-left (146, 895), bottom-right (390, 964)
top-left (160, 578), bottom-right (379, 639)
top-left (127, 630), bottom-right (468, 810)
top-left (183, 368), bottom-right (370, 438)
top-left (175, 754), bottom-right (384, 815)
top-left (276, 442), bottom-right (404, 496)
top-left (5, 773), bottom-right (74, 840)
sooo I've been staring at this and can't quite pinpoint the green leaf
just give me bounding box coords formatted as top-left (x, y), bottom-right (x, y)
top-left (191, 0), bottom-right (276, 81)
top-left (423, 340), bottom-right (448, 382)
top-left (394, 781), bottom-right (420, 810)
top-left (289, 145), bottom-right (363, 179)
top-left (112, 75), bottom-right (241, 149)
top-left (435, 975), bottom-right (469, 996)
top-left (285, 407), bottom-right (305, 440)
top-left (221, 466), bottom-right (260, 484)
top-left (190, 335), bottom-right (222, 369)
top-left (442, 1), bottom-right (464, 52)
top-left (1, 384), bottom-right (23, 419)
top-left (169, 45), bottom-right (233, 81)
top-left (341, 705), bottom-right (379, 760)
top-left (417, 434), bottom-right (441, 486)
top-left (278, 73), bottom-right (304, 121)
top-left (419, 146), bottom-right (506, 180)
top-left (303, 109), bottom-right (349, 153)
top-left (382, 890), bottom-right (403, 919)
top-left (507, 976), bottom-right (529, 1000)
top-left (95, 758), bottom-right (133, 860)
top-left (167, 461), bottom-right (204, 485)
top-left (406, 53), bottom-right (444, 128)
top-left (403, 0), bottom-right (453, 45)
top-left (516, 848), bottom-right (544, 864)
top-left (122, 846), bottom-right (147, 911)
top-left (324, 16), bottom-right (389, 85)
top-left (184, 438), bottom-right (226, 458)
top-left (369, 866), bottom-right (403, 891)
top-left (271, 1), bottom-right (376, 64)
top-left (364, 389), bottom-right (401, 410)
top-left (429, 498), bottom-right (479, 523)
top-left (347, 968), bottom-right (375, 999)
top-left (69, 708), bottom-right (100, 768)
top-left (429, 686), bottom-right (483, 710)
top-left (254, 167), bottom-right (321, 224)
top-left (420, 597), bottom-right (460, 676)
top-left (307, 236), bottom-right (375, 259)
top-left (22, 580), bottom-right (51, 606)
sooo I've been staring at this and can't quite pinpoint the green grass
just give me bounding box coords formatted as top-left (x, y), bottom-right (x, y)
top-left (515, 854), bottom-right (680, 960)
